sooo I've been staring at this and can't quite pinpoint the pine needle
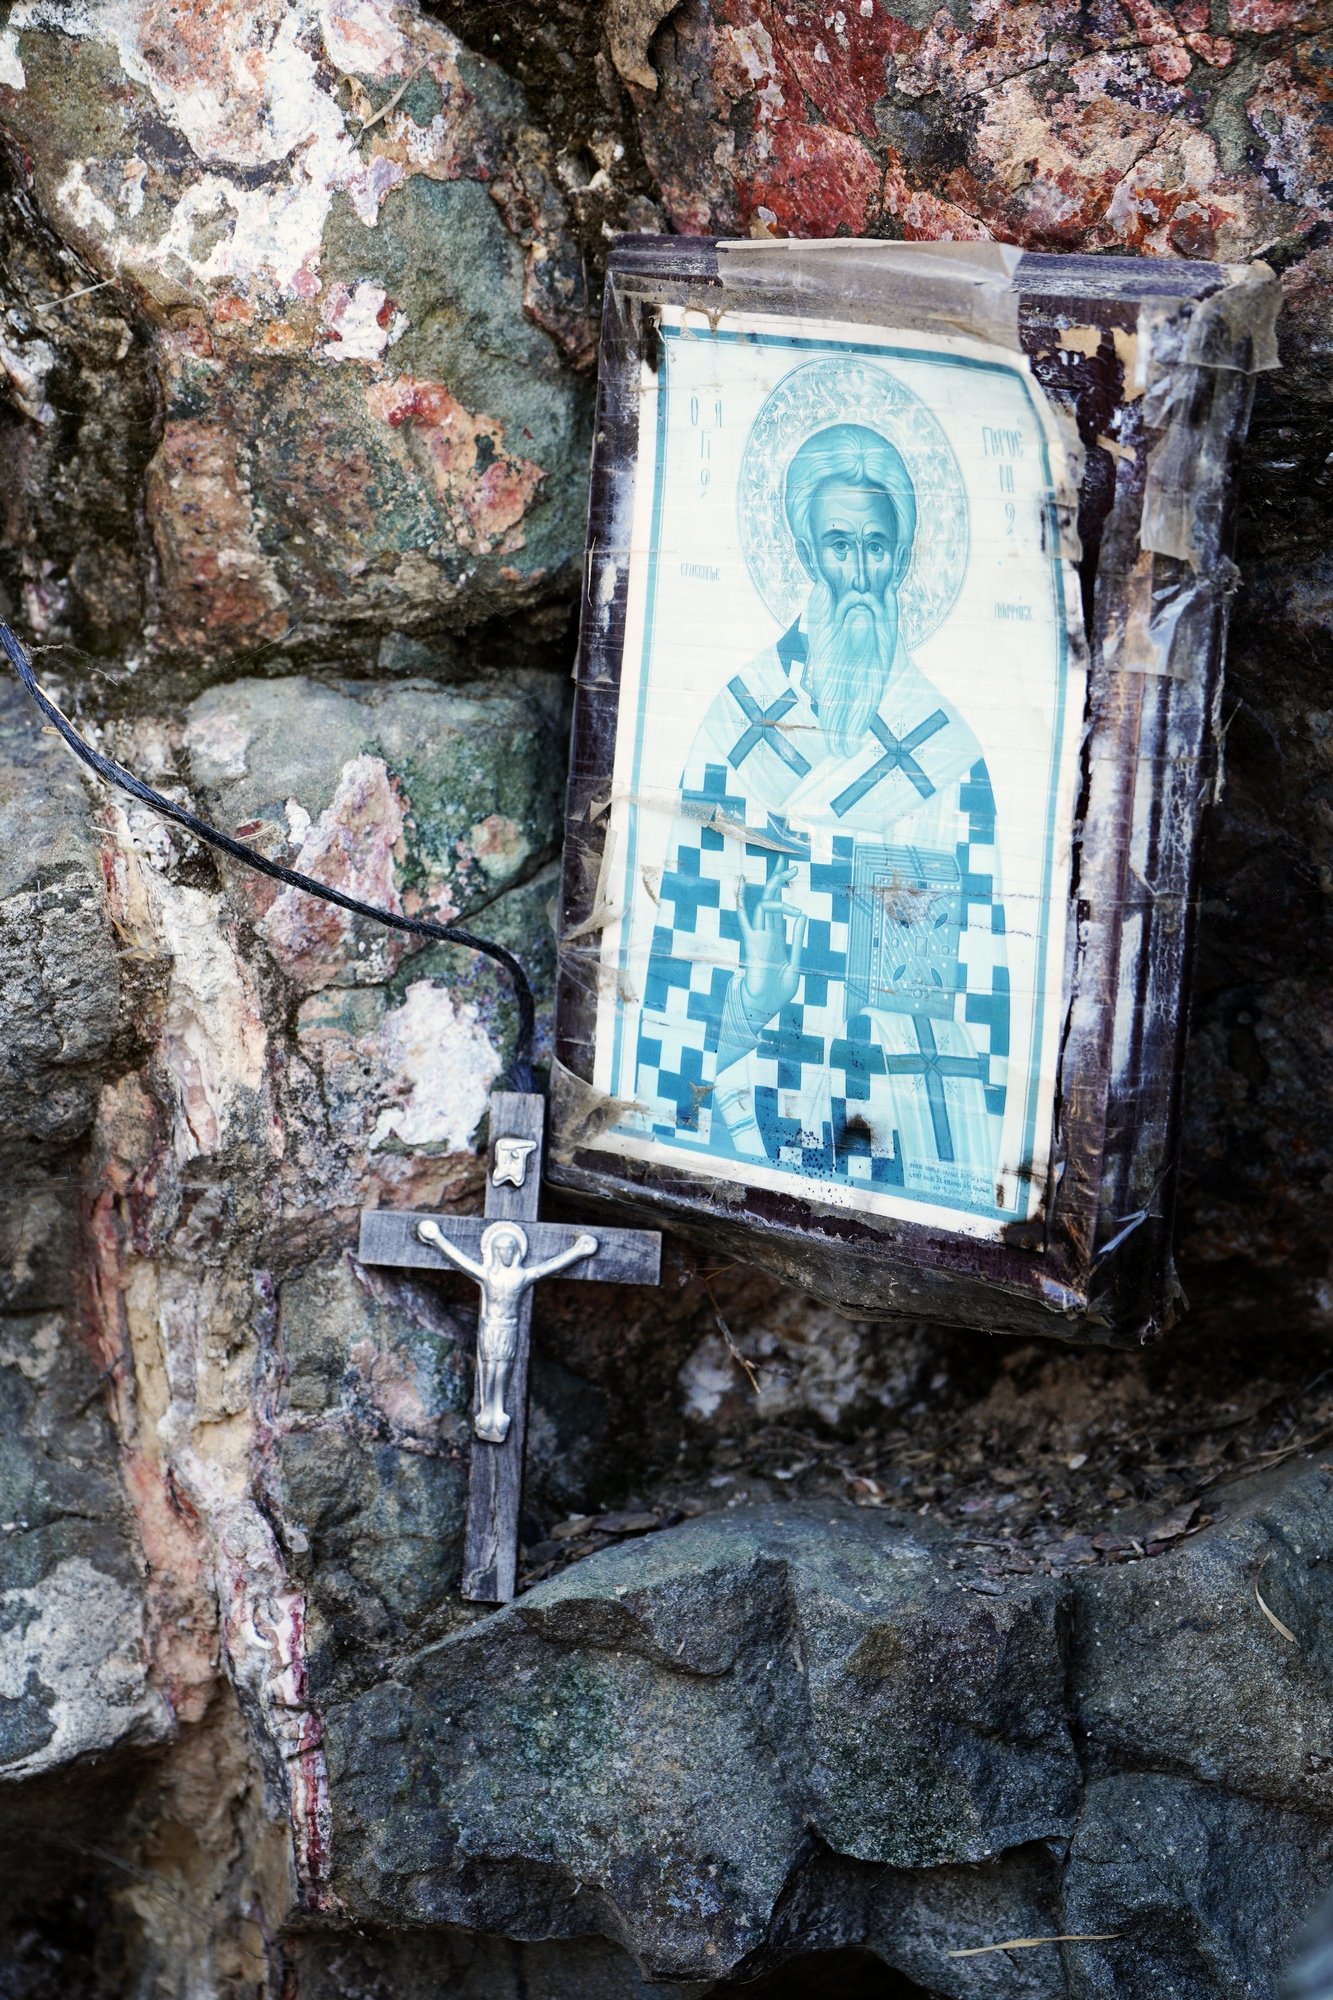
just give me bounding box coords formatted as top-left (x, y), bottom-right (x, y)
top-left (711, 1298), bottom-right (761, 1396)
top-left (947, 1935), bottom-right (1121, 1959)
top-left (355, 59), bottom-right (429, 135)
top-left (1255, 1580), bottom-right (1297, 1644)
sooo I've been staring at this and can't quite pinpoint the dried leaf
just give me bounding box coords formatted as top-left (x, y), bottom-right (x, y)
top-left (1143, 1501), bottom-right (1198, 1543)
top-left (597, 1511), bottom-right (662, 1536)
top-left (550, 1515), bottom-right (595, 1542)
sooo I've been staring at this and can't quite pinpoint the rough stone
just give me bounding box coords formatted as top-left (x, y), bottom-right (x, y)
top-left (638, 0), bottom-right (1333, 257)
top-left (0, 0), bottom-right (597, 685)
top-left (271, 1252), bottom-right (473, 1707)
top-left (300, 1472), bottom-right (1333, 1990)
top-left (1286, 1885), bottom-right (1333, 2000)
top-left (755, 1840), bottom-right (1068, 1998)
top-left (0, 1282), bottom-right (169, 1782)
top-left (4, 0), bottom-right (1333, 1990)
top-left (0, 1554), bottom-right (169, 1778)
top-left (1073, 1461), bottom-right (1333, 1814)
top-left (285, 1927), bottom-right (710, 1999)
top-left (0, 1122), bottom-right (160, 1805)
top-left (281, 1856), bottom-right (1075, 1998)
top-left (0, 680), bottom-right (123, 1152)
top-left (324, 1507), bottom-right (1077, 1978)
top-left (1062, 1775), bottom-right (1333, 2000)
top-left (296, 1464), bottom-right (1328, 1992)
top-left (184, 672), bottom-right (568, 985)
top-left (0, 165), bottom-right (158, 662)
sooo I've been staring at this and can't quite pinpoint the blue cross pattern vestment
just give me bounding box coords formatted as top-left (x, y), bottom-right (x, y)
top-left (633, 617), bottom-right (1011, 1215)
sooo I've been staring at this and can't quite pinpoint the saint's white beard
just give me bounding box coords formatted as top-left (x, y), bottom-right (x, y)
top-left (804, 578), bottom-right (895, 760)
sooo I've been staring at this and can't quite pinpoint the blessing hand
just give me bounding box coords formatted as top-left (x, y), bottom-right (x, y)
top-left (736, 864), bottom-right (807, 1032)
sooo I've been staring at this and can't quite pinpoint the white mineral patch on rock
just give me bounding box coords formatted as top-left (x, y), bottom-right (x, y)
top-left (285, 797), bottom-right (313, 848)
top-left (183, 709), bottom-right (252, 781)
top-left (316, 0), bottom-right (405, 78)
top-left (152, 877), bottom-right (269, 1161)
top-left (681, 1302), bottom-right (937, 1429)
top-left (679, 1336), bottom-right (738, 1421)
top-left (13, 0), bottom-right (412, 295)
top-left (0, 1313), bottom-right (63, 1382)
top-left (0, 1557), bottom-right (172, 1779)
top-left (0, 1193), bottom-right (66, 1297)
top-left (119, 154), bottom-right (146, 214)
top-left (0, 27), bottom-right (26, 87)
top-left (369, 980), bottom-right (500, 1153)
top-left (261, 755), bottom-right (407, 988)
top-left (321, 280), bottom-right (392, 362)
top-left (0, 324), bottom-right (56, 425)
top-left (347, 1337), bottom-right (436, 1437)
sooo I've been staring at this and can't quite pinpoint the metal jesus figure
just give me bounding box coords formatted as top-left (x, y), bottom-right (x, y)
top-left (416, 1218), bottom-right (599, 1443)
top-left (358, 1092), bottom-right (660, 1603)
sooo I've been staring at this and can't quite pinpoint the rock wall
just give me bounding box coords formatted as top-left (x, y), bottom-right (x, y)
top-left (1, 1), bottom-right (1332, 1996)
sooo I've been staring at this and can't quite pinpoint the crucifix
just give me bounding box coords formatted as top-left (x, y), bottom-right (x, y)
top-left (357, 1092), bottom-right (661, 1603)
top-left (0, 628), bottom-right (657, 1607)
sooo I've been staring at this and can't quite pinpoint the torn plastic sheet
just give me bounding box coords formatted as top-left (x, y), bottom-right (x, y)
top-left (550, 1056), bottom-right (647, 1165)
top-left (562, 782), bottom-right (825, 963)
top-left (716, 239), bottom-right (1024, 349)
top-left (562, 823), bottom-right (622, 943)
top-left (1046, 402), bottom-right (1087, 567)
top-left (558, 945), bottom-right (638, 1013)
top-left (1102, 550), bottom-right (1240, 679)
top-left (1138, 262), bottom-right (1280, 569)
top-left (1135, 266), bottom-right (1280, 409)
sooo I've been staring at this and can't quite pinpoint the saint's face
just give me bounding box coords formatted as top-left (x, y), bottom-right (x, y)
top-left (493, 1235), bottom-right (520, 1266)
top-left (801, 484), bottom-right (906, 610)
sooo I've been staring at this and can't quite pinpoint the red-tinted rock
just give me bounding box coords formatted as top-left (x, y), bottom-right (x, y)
top-left (640, 0), bottom-right (1333, 258)
top-left (0, 0), bottom-right (593, 669)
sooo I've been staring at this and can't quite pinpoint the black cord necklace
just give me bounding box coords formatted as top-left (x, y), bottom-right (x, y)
top-left (0, 624), bottom-right (537, 1091)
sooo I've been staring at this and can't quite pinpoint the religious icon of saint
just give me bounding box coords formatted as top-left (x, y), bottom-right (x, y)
top-left (562, 237), bottom-right (1237, 1331)
top-left (635, 408), bottom-right (1006, 1212)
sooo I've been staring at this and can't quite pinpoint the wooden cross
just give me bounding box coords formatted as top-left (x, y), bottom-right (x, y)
top-left (357, 1092), bottom-right (661, 1604)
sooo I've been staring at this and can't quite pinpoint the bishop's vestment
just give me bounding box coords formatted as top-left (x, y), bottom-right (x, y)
top-left (634, 616), bottom-right (1011, 1212)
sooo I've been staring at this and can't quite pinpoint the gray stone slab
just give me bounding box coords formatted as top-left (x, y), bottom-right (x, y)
top-left (322, 1505), bottom-right (1077, 1981)
top-left (1071, 1460), bottom-right (1333, 1813)
top-left (1062, 1773), bottom-right (1333, 2000)
top-left (0, 684), bottom-right (121, 1152)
